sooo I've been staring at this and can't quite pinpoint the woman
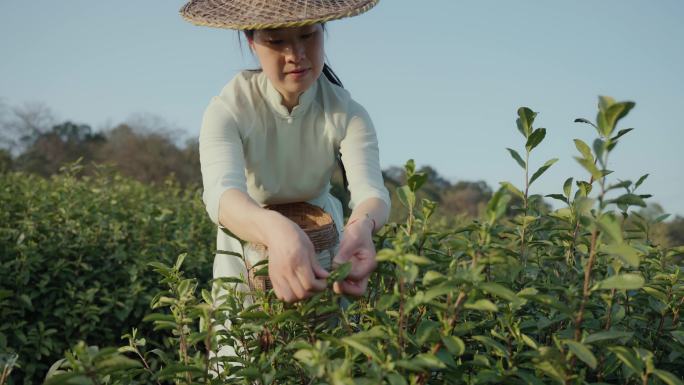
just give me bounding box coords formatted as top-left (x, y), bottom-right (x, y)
top-left (181, 0), bottom-right (390, 304)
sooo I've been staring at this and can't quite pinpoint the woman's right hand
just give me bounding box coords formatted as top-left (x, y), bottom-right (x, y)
top-left (264, 213), bottom-right (329, 303)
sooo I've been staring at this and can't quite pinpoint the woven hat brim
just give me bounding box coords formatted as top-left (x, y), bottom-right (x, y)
top-left (180, 0), bottom-right (379, 30)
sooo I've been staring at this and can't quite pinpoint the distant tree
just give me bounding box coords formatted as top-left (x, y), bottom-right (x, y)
top-left (14, 121), bottom-right (104, 176)
top-left (97, 124), bottom-right (199, 186)
top-left (0, 101), bottom-right (56, 155)
top-left (0, 148), bottom-right (11, 173)
top-left (439, 181), bottom-right (492, 217)
top-left (667, 216), bottom-right (684, 246)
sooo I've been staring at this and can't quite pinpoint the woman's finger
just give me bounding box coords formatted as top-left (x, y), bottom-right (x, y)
top-left (272, 275), bottom-right (294, 303)
top-left (344, 251), bottom-right (377, 281)
top-left (339, 277), bottom-right (368, 297)
top-left (285, 269), bottom-right (310, 301)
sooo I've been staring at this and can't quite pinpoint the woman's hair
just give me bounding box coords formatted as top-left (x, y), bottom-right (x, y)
top-left (240, 24), bottom-right (344, 88)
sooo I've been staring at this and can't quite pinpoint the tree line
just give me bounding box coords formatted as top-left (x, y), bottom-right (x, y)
top-left (1, 101), bottom-right (682, 246)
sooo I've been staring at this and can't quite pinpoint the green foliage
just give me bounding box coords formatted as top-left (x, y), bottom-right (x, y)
top-left (7, 96), bottom-right (684, 384)
top-left (0, 165), bottom-right (215, 384)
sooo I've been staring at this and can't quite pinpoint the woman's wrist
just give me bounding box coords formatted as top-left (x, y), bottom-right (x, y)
top-left (256, 209), bottom-right (290, 245)
top-left (345, 214), bottom-right (375, 234)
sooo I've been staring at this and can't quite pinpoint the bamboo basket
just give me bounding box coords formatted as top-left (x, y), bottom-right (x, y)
top-left (244, 202), bottom-right (339, 292)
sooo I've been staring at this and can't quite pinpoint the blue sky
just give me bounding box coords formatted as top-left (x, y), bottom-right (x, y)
top-left (1, 1), bottom-right (683, 216)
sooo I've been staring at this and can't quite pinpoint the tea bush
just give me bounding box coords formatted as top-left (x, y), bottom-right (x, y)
top-left (0, 165), bottom-right (215, 384)
top-left (16, 97), bottom-right (684, 384)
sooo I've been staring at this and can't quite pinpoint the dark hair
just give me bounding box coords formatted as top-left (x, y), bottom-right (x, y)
top-left (239, 24), bottom-right (344, 88)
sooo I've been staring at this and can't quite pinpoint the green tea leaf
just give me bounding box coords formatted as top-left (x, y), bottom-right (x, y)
top-left (594, 273), bottom-right (645, 291)
top-left (408, 172), bottom-right (428, 192)
top-left (575, 156), bottom-right (602, 180)
top-left (612, 193), bottom-right (646, 207)
top-left (386, 373), bottom-right (408, 385)
top-left (529, 158), bottom-right (558, 185)
top-left (583, 330), bottom-right (633, 344)
top-left (500, 181), bottom-right (524, 200)
top-left (612, 128), bottom-right (634, 141)
top-left (328, 262), bottom-right (352, 283)
top-left (464, 299), bottom-right (498, 312)
top-left (598, 213), bottom-right (624, 244)
top-left (604, 101), bottom-right (635, 137)
top-left (396, 185), bottom-right (415, 210)
top-left (479, 282), bottom-right (518, 302)
top-left (635, 173), bottom-right (649, 189)
top-left (506, 148), bottom-right (526, 169)
top-left (441, 335), bottom-right (465, 356)
top-left (517, 107), bottom-right (536, 138)
top-left (564, 340), bottom-right (597, 369)
top-left (601, 243), bottom-right (639, 267)
top-left (341, 337), bottom-right (381, 362)
top-left (563, 177), bottom-right (574, 197)
top-left (652, 370), bottom-right (684, 385)
top-left (526, 128), bottom-right (546, 152)
top-left (574, 139), bottom-right (593, 160)
top-left (472, 335), bottom-right (508, 358)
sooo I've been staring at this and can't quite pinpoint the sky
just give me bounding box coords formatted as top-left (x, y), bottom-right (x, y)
top-left (1, 1), bottom-right (683, 216)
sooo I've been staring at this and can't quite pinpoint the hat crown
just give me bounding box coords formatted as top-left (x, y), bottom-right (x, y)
top-left (180, 0), bottom-right (379, 30)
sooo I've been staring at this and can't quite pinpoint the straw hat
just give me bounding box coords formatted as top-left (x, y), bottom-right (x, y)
top-left (180, 0), bottom-right (379, 30)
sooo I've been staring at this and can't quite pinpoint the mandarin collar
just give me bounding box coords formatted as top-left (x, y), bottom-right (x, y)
top-left (262, 72), bottom-right (318, 119)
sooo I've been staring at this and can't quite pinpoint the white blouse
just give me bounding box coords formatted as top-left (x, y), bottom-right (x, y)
top-left (199, 69), bottom-right (391, 235)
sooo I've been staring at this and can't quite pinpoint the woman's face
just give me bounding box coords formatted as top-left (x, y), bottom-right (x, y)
top-left (249, 24), bottom-right (324, 109)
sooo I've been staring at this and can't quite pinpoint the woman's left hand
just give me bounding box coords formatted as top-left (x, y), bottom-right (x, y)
top-left (332, 216), bottom-right (376, 296)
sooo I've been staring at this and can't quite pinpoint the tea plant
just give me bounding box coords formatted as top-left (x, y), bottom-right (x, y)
top-left (0, 164), bottom-right (215, 384)
top-left (43, 97), bottom-right (684, 384)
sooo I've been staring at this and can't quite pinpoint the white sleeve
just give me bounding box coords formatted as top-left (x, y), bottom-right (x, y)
top-left (339, 101), bottom-right (391, 211)
top-left (199, 97), bottom-right (248, 225)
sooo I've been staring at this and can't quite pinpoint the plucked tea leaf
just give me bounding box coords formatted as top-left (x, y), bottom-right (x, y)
top-left (329, 261), bottom-right (352, 282)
